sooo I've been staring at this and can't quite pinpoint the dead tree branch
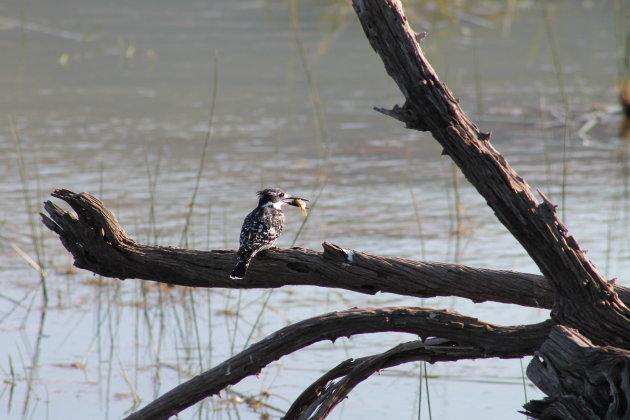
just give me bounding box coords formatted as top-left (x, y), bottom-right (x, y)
top-left (123, 306), bottom-right (551, 420)
top-left (352, 0), bottom-right (630, 346)
top-left (350, 0), bottom-right (630, 415)
top-left (40, 189), bottom-right (630, 310)
top-left (524, 325), bottom-right (630, 419)
top-left (284, 338), bottom-right (491, 420)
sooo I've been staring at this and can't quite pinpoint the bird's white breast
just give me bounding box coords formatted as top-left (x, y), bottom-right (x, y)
top-left (261, 201), bottom-right (284, 209)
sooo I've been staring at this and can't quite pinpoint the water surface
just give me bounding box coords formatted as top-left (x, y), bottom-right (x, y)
top-left (0, 1), bottom-right (625, 419)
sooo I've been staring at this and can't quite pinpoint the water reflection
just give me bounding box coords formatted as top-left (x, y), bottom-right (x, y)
top-left (0, 0), bottom-right (626, 419)
top-left (21, 310), bottom-right (47, 419)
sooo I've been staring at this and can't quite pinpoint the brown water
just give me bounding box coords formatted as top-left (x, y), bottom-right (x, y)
top-left (0, 1), bottom-right (626, 419)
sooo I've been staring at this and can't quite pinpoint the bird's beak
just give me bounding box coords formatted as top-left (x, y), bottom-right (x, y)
top-left (283, 196), bottom-right (309, 207)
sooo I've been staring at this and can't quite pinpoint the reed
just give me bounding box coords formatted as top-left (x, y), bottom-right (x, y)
top-left (519, 358), bottom-right (529, 409)
top-left (180, 51), bottom-right (219, 248)
top-left (10, 116), bottom-right (48, 307)
top-left (143, 137), bottom-right (164, 245)
top-left (541, 1), bottom-right (572, 222)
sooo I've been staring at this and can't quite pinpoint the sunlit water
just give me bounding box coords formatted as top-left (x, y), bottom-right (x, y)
top-left (0, 1), bottom-right (626, 419)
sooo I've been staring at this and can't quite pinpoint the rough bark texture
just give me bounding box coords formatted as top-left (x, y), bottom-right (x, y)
top-left (524, 326), bottom-right (630, 419)
top-left (123, 307), bottom-right (551, 420)
top-left (42, 189), bottom-right (565, 308)
top-left (42, 189), bottom-right (630, 310)
top-left (352, 0), bottom-right (630, 347)
top-left (284, 338), bottom-right (494, 420)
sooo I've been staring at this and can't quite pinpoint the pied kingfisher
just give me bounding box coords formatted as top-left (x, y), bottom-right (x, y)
top-left (230, 188), bottom-right (308, 279)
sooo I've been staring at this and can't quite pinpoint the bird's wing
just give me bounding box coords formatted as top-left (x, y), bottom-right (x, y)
top-left (239, 208), bottom-right (285, 250)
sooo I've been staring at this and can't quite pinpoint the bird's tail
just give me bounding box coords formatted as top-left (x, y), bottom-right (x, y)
top-left (230, 259), bottom-right (250, 279)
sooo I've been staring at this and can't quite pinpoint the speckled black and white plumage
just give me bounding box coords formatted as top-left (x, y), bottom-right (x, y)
top-left (230, 188), bottom-right (296, 279)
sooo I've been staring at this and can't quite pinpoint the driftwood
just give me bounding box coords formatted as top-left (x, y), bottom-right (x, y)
top-left (40, 0), bottom-right (630, 419)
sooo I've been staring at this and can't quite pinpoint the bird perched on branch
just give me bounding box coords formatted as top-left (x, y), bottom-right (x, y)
top-left (230, 188), bottom-right (308, 279)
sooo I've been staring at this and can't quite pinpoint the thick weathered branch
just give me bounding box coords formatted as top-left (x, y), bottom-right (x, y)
top-left (352, 0), bottom-right (630, 346)
top-left (524, 325), bottom-right (630, 419)
top-left (123, 307), bottom-right (552, 420)
top-left (40, 189), bottom-right (630, 310)
top-left (285, 338), bottom-right (487, 420)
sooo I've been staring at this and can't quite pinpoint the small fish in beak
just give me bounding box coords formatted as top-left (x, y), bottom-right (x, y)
top-left (284, 196), bottom-right (309, 216)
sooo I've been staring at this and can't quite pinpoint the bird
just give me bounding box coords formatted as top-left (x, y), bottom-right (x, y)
top-left (230, 188), bottom-right (308, 279)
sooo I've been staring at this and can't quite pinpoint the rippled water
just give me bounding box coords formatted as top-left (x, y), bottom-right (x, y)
top-left (0, 1), bottom-right (626, 419)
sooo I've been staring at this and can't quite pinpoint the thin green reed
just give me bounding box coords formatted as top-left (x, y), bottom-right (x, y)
top-left (289, 0), bottom-right (330, 168)
top-left (519, 358), bottom-right (529, 410)
top-left (104, 282), bottom-right (122, 420)
top-left (179, 50), bottom-right (219, 248)
top-left (287, 0), bottom-right (331, 247)
top-left (541, 1), bottom-right (571, 223)
top-left (10, 116), bottom-right (48, 307)
top-left (471, 32), bottom-right (484, 122)
top-left (5, 355), bottom-right (16, 413)
top-left (187, 289), bottom-right (206, 371)
top-left (451, 164), bottom-right (464, 265)
top-left (143, 137), bottom-right (164, 245)
top-left (229, 290), bottom-right (243, 356)
top-left (153, 287), bottom-right (166, 399)
top-left (172, 52), bottom-right (220, 386)
top-left (21, 310), bottom-right (47, 420)
top-left (404, 145), bottom-right (431, 420)
top-left (205, 203), bottom-right (214, 368)
top-left (403, 162), bottom-right (432, 419)
top-left (537, 95), bottom-right (554, 193)
top-left (422, 362), bottom-right (433, 420)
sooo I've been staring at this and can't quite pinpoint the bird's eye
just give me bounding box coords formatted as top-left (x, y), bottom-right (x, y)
top-left (279, 192), bottom-right (285, 198)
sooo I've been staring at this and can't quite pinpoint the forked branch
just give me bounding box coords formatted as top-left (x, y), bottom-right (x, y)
top-left (285, 338), bottom-right (494, 420)
top-left (353, 0), bottom-right (630, 345)
top-left (123, 306), bottom-right (551, 420)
